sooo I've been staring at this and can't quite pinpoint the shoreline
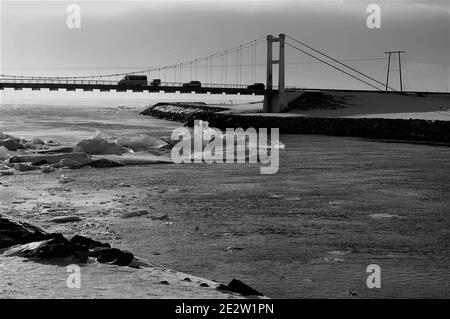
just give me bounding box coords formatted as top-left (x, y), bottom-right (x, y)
top-left (140, 102), bottom-right (450, 144)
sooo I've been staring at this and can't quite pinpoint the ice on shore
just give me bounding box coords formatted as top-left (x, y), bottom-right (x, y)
top-left (74, 131), bottom-right (130, 155)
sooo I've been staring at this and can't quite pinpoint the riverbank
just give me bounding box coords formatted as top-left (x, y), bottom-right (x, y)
top-left (0, 172), bottom-right (265, 299)
top-left (140, 96), bottom-right (450, 144)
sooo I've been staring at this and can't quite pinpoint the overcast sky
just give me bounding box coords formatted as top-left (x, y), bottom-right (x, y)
top-left (1, 0), bottom-right (449, 91)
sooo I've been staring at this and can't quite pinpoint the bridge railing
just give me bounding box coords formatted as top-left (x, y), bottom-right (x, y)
top-left (0, 78), bottom-right (252, 89)
top-left (0, 78), bottom-right (118, 85)
top-left (0, 77), bottom-right (306, 91)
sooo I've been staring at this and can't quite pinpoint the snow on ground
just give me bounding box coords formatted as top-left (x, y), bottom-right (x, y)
top-left (223, 91), bottom-right (450, 121)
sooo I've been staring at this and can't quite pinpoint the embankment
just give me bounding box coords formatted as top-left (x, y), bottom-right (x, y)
top-left (141, 102), bottom-right (450, 144)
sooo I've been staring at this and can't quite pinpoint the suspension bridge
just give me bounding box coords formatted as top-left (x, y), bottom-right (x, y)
top-left (0, 33), bottom-right (398, 113)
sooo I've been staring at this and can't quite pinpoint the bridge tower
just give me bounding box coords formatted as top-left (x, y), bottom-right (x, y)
top-left (263, 33), bottom-right (287, 113)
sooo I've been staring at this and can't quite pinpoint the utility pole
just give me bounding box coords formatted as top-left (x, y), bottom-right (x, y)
top-left (384, 50), bottom-right (405, 92)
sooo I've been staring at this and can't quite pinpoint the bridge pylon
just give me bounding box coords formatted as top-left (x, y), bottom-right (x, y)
top-left (263, 33), bottom-right (287, 113)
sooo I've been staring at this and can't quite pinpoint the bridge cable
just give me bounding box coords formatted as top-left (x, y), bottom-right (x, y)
top-left (286, 42), bottom-right (383, 91)
top-left (286, 35), bottom-right (396, 91)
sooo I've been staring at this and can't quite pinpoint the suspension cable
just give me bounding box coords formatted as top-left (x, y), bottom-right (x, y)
top-left (286, 35), bottom-right (396, 91)
top-left (286, 42), bottom-right (383, 91)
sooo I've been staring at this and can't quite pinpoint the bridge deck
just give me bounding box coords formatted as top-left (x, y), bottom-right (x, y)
top-left (0, 82), bottom-right (276, 96)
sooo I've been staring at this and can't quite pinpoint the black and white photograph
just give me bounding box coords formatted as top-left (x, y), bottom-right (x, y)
top-left (0, 0), bottom-right (449, 311)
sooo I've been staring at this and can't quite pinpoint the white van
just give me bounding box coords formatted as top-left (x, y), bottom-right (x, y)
top-left (118, 75), bottom-right (147, 86)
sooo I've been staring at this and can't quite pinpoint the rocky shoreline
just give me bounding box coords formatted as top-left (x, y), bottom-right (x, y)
top-left (0, 213), bottom-right (264, 298)
top-left (140, 102), bottom-right (450, 144)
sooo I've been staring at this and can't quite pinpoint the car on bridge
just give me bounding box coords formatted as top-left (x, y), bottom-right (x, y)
top-left (182, 81), bottom-right (202, 88)
top-left (149, 79), bottom-right (161, 87)
top-left (118, 75), bottom-right (147, 86)
top-left (247, 83), bottom-right (265, 90)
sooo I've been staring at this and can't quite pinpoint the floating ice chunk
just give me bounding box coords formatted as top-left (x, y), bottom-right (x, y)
top-left (74, 131), bottom-right (130, 155)
top-left (118, 134), bottom-right (168, 152)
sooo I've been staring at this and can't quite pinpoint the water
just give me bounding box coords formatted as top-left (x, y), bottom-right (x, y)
top-left (1, 94), bottom-right (449, 298)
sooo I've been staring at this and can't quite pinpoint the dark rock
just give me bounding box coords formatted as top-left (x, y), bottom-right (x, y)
top-left (0, 138), bottom-right (24, 151)
top-left (37, 147), bottom-right (74, 154)
top-left (89, 247), bottom-right (134, 266)
top-left (182, 277), bottom-right (192, 282)
top-left (33, 160), bottom-right (50, 166)
top-left (160, 280), bottom-right (170, 285)
top-left (217, 279), bottom-right (263, 296)
top-left (199, 283), bottom-right (209, 287)
top-left (0, 215), bottom-right (53, 249)
top-left (69, 235), bottom-right (110, 252)
top-left (3, 235), bottom-right (73, 259)
top-left (86, 158), bottom-right (124, 168)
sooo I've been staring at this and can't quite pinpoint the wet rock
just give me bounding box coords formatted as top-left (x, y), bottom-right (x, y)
top-left (118, 183), bottom-right (131, 187)
top-left (69, 235), bottom-right (110, 252)
top-left (0, 214), bottom-right (53, 249)
top-left (150, 214), bottom-right (169, 221)
top-left (54, 158), bottom-right (83, 169)
top-left (121, 210), bottom-right (149, 219)
top-left (86, 158), bottom-right (124, 168)
top-left (14, 163), bottom-right (39, 172)
top-left (9, 152), bottom-right (92, 166)
top-left (41, 166), bottom-right (56, 174)
top-left (89, 247), bottom-right (134, 266)
top-left (2, 234), bottom-right (73, 259)
top-left (1, 215), bottom-right (134, 266)
top-left (217, 279), bottom-right (263, 296)
top-left (0, 138), bottom-right (24, 151)
top-left (47, 216), bottom-right (82, 223)
top-left (37, 147), bottom-right (74, 154)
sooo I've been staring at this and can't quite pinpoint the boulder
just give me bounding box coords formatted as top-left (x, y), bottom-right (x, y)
top-left (0, 138), bottom-right (24, 151)
top-left (86, 158), bottom-right (124, 168)
top-left (1, 215), bottom-right (133, 266)
top-left (89, 247), bottom-right (134, 266)
top-left (69, 235), bottom-right (110, 252)
top-left (47, 216), bottom-right (82, 223)
top-left (37, 147), bottom-right (74, 154)
top-left (9, 152), bottom-right (92, 165)
top-left (2, 235), bottom-right (74, 259)
top-left (217, 279), bottom-right (263, 296)
top-left (41, 166), bottom-right (56, 174)
top-left (14, 163), bottom-right (39, 172)
top-left (120, 210), bottom-right (149, 218)
top-left (0, 214), bottom-right (53, 249)
top-left (54, 158), bottom-right (83, 169)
